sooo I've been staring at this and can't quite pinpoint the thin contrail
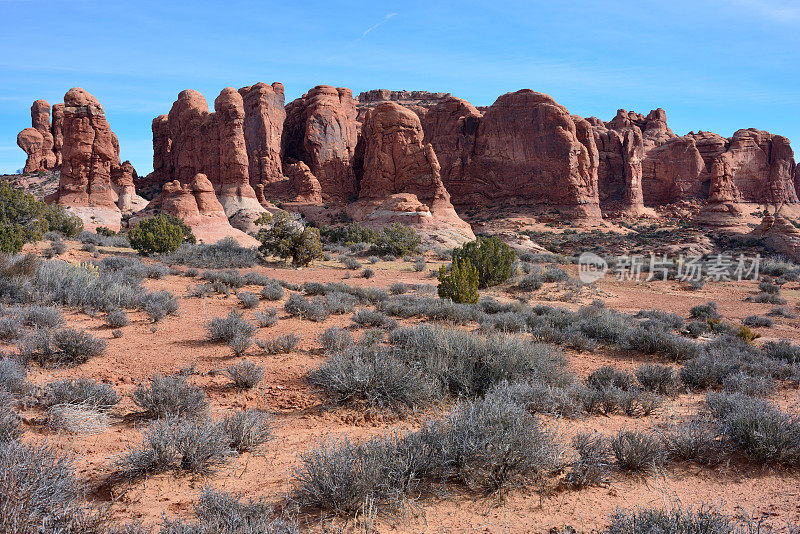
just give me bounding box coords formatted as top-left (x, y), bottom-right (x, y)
top-left (359, 12), bottom-right (398, 40)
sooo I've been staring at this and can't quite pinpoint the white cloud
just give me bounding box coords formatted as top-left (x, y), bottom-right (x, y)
top-left (359, 12), bottom-right (397, 40)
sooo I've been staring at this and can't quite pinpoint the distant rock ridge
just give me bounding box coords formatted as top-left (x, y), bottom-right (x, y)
top-left (137, 84), bottom-right (799, 228)
top-left (18, 83), bottom-right (799, 240)
top-left (587, 109), bottom-right (798, 220)
top-left (355, 89), bottom-right (454, 123)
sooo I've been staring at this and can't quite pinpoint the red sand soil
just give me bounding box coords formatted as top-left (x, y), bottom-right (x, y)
top-left (13, 241), bottom-right (800, 532)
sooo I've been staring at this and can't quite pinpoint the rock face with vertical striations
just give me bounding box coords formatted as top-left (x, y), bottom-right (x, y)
top-left (51, 103), bottom-right (64, 167)
top-left (364, 89), bottom-right (602, 218)
top-left (134, 82), bottom-right (800, 231)
top-left (592, 106), bottom-right (799, 222)
top-left (349, 102), bottom-right (474, 247)
top-left (282, 85), bottom-right (359, 201)
top-left (728, 130), bottom-right (797, 204)
top-left (796, 161), bottom-right (800, 200)
top-left (590, 118), bottom-right (647, 215)
top-left (53, 88), bottom-right (125, 229)
top-left (146, 88), bottom-right (265, 229)
top-left (455, 90), bottom-right (601, 217)
top-left (30, 88), bottom-right (148, 229)
top-left (30, 100), bottom-right (57, 170)
top-left (641, 136), bottom-right (707, 205)
top-left (239, 82), bottom-right (286, 188)
top-left (418, 96), bottom-right (483, 198)
top-left (149, 114), bottom-right (172, 190)
top-left (697, 129), bottom-right (799, 225)
top-left (213, 87), bottom-right (264, 218)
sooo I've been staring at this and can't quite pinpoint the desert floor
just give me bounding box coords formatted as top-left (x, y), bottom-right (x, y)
top-left (9, 238), bottom-right (800, 533)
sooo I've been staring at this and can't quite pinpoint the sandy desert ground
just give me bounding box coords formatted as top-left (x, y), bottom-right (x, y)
top-left (3, 227), bottom-right (799, 533)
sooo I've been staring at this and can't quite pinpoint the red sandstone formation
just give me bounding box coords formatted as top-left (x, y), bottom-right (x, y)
top-left (36, 88), bottom-right (147, 230)
top-left (17, 100), bottom-right (60, 174)
top-left (355, 89), bottom-right (454, 123)
top-left (752, 213), bottom-right (800, 261)
top-left (31, 100), bottom-right (57, 170)
top-left (137, 82), bottom-right (799, 230)
top-left (607, 108), bottom-right (675, 149)
top-left (725, 130), bottom-right (797, 204)
top-left (796, 163), bottom-right (800, 198)
top-left (55, 88), bottom-right (125, 229)
top-left (349, 102), bottom-right (474, 247)
top-left (285, 161), bottom-right (322, 204)
top-left (149, 88), bottom-right (265, 226)
top-left (239, 82), bottom-right (286, 187)
top-left (367, 89), bottom-right (602, 217)
top-left (591, 120), bottom-right (647, 215)
top-left (689, 131), bottom-right (729, 169)
top-left (52, 104), bottom-right (64, 167)
top-left (150, 114), bottom-right (172, 189)
top-left (696, 130), bottom-right (798, 226)
top-left (283, 85), bottom-right (359, 201)
top-left (458, 90), bottom-right (601, 217)
top-left (590, 106), bottom-right (798, 223)
top-left (214, 88), bottom-right (264, 217)
top-left (111, 160), bottom-right (147, 213)
top-left (156, 173), bottom-right (258, 246)
top-left (418, 97), bottom-right (482, 191)
top-left (641, 137), bottom-right (707, 205)
top-left (16, 128), bottom-right (46, 174)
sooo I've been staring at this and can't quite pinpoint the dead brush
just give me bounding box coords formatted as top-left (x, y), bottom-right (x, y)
top-left (46, 404), bottom-right (110, 434)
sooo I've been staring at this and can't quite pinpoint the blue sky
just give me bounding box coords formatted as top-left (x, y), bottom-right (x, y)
top-left (1, 0), bottom-right (798, 175)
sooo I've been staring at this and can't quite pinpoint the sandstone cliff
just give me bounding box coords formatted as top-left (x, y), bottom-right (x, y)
top-left (282, 85), bottom-right (359, 201)
top-left (348, 102), bottom-right (474, 247)
top-left (48, 88), bottom-right (146, 230)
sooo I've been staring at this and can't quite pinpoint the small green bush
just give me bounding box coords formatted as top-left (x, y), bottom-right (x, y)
top-left (132, 374), bottom-right (208, 418)
top-left (373, 223), bottom-right (420, 256)
top-left (606, 505), bottom-right (738, 534)
top-left (689, 301), bottom-right (720, 320)
top-left (610, 430), bottom-right (667, 474)
top-left (237, 291), bottom-right (260, 309)
top-left (256, 211), bottom-right (323, 266)
top-left (437, 261), bottom-right (479, 304)
top-left (95, 226), bottom-right (116, 237)
top-left (451, 236), bottom-right (515, 288)
top-left (0, 225), bottom-right (25, 254)
top-left (42, 204), bottom-right (83, 237)
top-left (223, 360), bottom-right (264, 390)
top-left (0, 181), bottom-right (83, 252)
top-left (322, 221), bottom-right (376, 245)
top-left (129, 214), bottom-right (194, 255)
